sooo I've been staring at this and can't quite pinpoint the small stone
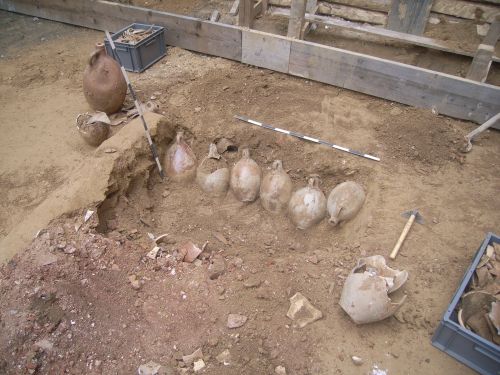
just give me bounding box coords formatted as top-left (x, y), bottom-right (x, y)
top-left (194, 107), bottom-right (202, 113)
top-left (477, 23), bottom-right (489, 37)
top-left (432, 217), bottom-right (439, 224)
top-left (111, 263), bottom-right (120, 271)
top-left (227, 313), bottom-right (247, 329)
top-left (162, 190), bottom-right (170, 198)
top-left (128, 275), bottom-right (141, 290)
top-left (275, 365), bottom-right (287, 374)
top-left (208, 256), bottom-right (226, 280)
top-left (243, 277), bottom-right (261, 288)
top-left (182, 348), bottom-right (203, 365)
top-left (307, 255), bottom-right (319, 264)
top-left (351, 356), bottom-right (363, 366)
top-left (193, 359), bottom-right (205, 372)
top-left (428, 16), bottom-right (440, 25)
top-left (137, 361), bottom-right (172, 375)
top-left (286, 292), bottom-right (323, 328)
top-left (216, 349), bottom-right (231, 365)
top-left (207, 337), bottom-right (219, 347)
top-left (390, 107), bottom-right (403, 116)
top-left (34, 339), bottom-right (53, 351)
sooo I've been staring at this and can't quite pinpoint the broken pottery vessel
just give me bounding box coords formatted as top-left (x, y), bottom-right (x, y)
top-left (230, 148), bottom-right (262, 202)
top-left (76, 112), bottom-right (110, 147)
top-left (340, 255), bottom-right (408, 324)
top-left (196, 143), bottom-right (230, 197)
top-left (164, 132), bottom-right (197, 182)
top-left (83, 43), bottom-right (127, 115)
top-left (260, 160), bottom-right (293, 214)
top-left (327, 181), bottom-right (366, 226)
top-left (288, 175), bottom-right (326, 229)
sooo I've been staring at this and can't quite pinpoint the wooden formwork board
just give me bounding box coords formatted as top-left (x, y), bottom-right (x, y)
top-left (1, 0), bottom-right (499, 126)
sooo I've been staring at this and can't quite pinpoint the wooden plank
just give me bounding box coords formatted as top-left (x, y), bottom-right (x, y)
top-left (1, 0), bottom-right (499, 126)
top-left (239, 0), bottom-right (254, 27)
top-left (387, 0), bottom-right (434, 35)
top-left (432, 0), bottom-right (500, 23)
top-left (271, 7), bottom-right (500, 62)
top-left (229, 0), bottom-right (240, 16)
top-left (272, 0), bottom-right (500, 23)
top-left (270, 0), bottom-right (387, 24)
top-left (0, 0), bottom-right (243, 61)
top-left (242, 29), bottom-right (291, 72)
top-left (467, 17), bottom-right (500, 82)
top-left (287, 0), bottom-right (307, 38)
top-left (288, 39), bottom-right (500, 125)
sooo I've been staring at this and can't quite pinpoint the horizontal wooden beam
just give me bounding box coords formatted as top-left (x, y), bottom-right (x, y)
top-left (271, 0), bottom-right (500, 24)
top-left (271, 7), bottom-right (500, 62)
top-left (1, 0), bottom-right (499, 127)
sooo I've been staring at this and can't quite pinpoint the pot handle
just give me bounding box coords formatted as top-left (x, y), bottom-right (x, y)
top-left (88, 49), bottom-right (101, 67)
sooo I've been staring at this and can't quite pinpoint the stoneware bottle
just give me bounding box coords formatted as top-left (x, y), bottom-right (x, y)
top-left (83, 43), bottom-right (127, 115)
top-left (230, 148), bottom-right (262, 202)
top-left (260, 160), bottom-right (293, 214)
top-left (288, 175), bottom-right (327, 230)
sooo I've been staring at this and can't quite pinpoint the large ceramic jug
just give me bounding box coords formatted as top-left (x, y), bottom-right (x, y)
top-left (83, 43), bottom-right (127, 114)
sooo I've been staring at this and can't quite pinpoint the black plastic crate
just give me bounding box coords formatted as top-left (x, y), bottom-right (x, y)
top-left (104, 23), bottom-right (166, 73)
top-left (432, 233), bottom-right (500, 375)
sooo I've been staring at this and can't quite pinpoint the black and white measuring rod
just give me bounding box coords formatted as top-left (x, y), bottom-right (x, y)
top-left (105, 30), bottom-right (165, 178)
top-left (234, 115), bottom-right (380, 162)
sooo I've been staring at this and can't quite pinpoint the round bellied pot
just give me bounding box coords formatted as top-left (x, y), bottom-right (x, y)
top-left (83, 43), bottom-right (127, 115)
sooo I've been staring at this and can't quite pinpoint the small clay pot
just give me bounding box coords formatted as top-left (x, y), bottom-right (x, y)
top-left (76, 113), bottom-right (110, 147)
top-left (83, 43), bottom-right (127, 115)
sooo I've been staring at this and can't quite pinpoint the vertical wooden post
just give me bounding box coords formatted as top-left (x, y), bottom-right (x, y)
top-left (301, 0), bottom-right (318, 39)
top-left (262, 0), bottom-right (268, 14)
top-left (239, 0), bottom-right (253, 28)
top-left (387, 0), bottom-right (433, 35)
top-left (287, 0), bottom-right (307, 39)
top-left (467, 17), bottom-right (500, 82)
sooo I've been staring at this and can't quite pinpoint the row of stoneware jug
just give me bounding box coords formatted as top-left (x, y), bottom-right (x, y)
top-left (165, 132), bottom-right (366, 230)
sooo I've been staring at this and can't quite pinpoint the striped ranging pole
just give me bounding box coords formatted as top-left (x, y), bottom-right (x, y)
top-left (234, 115), bottom-right (380, 162)
top-left (105, 30), bottom-right (165, 178)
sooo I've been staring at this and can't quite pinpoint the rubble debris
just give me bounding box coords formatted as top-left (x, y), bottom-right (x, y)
top-left (180, 241), bottom-right (203, 263)
top-left (193, 359), bottom-right (205, 372)
top-left (147, 246), bottom-right (161, 260)
top-left (213, 232), bottom-right (229, 245)
top-left (340, 255), bottom-right (408, 324)
top-left (227, 313), bottom-right (248, 329)
top-left (34, 339), bottom-right (53, 352)
top-left (137, 361), bottom-right (172, 375)
top-left (351, 356), bottom-right (363, 366)
top-left (216, 138), bottom-right (237, 154)
top-left (286, 292), bottom-right (323, 328)
top-left (128, 275), bottom-right (141, 290)
top-left (208, 256), bottom-right (226, 280)
top-left (275, 365), bottom-right (287, 374)
top-left (84, 210), bottom-right (95, 222)
top-left (182, 348), bottom-right (203, 365)
top-left (243, 277), bottom-right (261, 288)
top-left (216, 349), bottom-right (231, 365)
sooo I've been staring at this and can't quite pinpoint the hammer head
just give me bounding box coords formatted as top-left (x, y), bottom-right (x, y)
top-left (401, 209), bottom-right (424, 224)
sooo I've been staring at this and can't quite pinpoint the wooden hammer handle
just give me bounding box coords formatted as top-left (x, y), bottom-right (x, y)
top-left (390, 214), bottom-right (416, 260)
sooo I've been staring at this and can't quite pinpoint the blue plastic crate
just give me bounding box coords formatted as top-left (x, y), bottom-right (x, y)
top-left (104, 23), bottom-right (166, 73)
top-left (432, 233), bottom-right (500, 375)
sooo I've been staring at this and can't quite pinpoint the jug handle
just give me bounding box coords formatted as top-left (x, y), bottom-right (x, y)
top-left (88, 49), bottom-right (101, 67)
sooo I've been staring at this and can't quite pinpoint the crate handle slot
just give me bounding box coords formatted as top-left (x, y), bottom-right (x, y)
top-left (144, 39), bottom-right (156, 47)
top-left (115, 46), bottom-right (129, 52)
top-left (473, 345), bottom-right (498, 361)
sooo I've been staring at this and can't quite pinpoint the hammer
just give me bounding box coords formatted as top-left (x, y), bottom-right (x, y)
top-left (389, 209), bottom-right (424, 260)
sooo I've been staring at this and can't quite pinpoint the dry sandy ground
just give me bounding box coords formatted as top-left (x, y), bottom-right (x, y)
top-left (0, 4), bottom-right (499, 375)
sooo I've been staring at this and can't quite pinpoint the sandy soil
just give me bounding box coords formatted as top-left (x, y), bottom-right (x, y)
top-left (0, 5), bottom-right (499, 375)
